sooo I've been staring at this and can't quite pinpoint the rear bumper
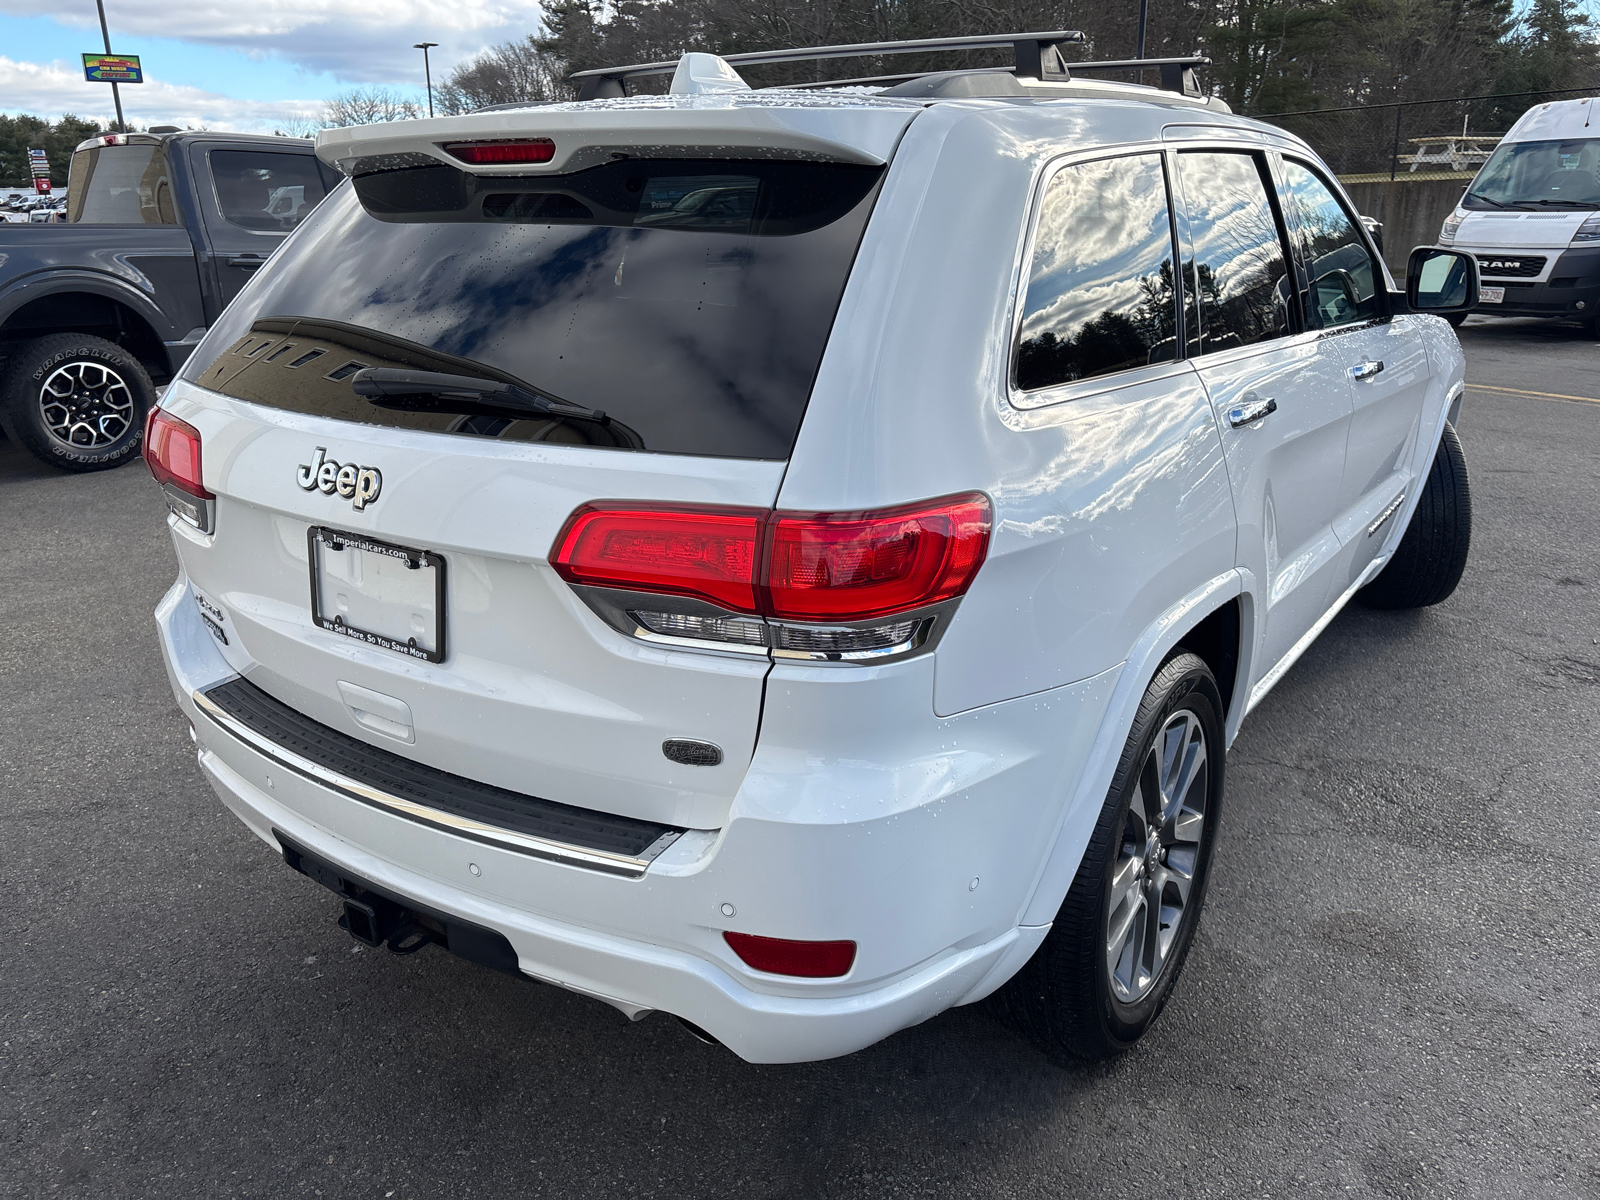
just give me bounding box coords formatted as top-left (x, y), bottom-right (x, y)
top-left (155, 573), bottom-right (1102, 1062)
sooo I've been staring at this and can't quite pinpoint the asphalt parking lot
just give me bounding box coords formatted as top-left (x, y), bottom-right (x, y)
top-left (2, 316), bottom-right (1597, 1200)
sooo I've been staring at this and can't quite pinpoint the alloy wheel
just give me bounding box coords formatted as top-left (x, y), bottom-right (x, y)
top-left (1105, 707), bottom-right (1209, 1003)
top-left (39, 360), bottom-right (135, 449)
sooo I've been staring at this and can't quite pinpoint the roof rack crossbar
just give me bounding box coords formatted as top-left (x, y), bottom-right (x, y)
top-left (571, 31), bottom-right (1086, 99)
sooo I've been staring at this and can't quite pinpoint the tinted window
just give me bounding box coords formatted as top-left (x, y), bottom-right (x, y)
top-left (211, 150), bottom-right (329, 232)
top-left (1280, 160), bottom-right (1381, 329)
top-left (1176, 152), bottom-right (1293, 355)
top-left (181, 158), bottom-right (883, 460)
top-left (1015, 154), bottom-right (1178, 391)
top-left (65, 145), bottom-right (176, 224)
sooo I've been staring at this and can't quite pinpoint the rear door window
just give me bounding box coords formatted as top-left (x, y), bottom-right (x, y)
top-left (1173, 152), bottom-right (1296, 355)
top-left (182, 157), bottom-right (884, 460)
top-left (1014, 152), bottom-right (1180, 391)
top-left (210, 150), bottom-right (331, 232)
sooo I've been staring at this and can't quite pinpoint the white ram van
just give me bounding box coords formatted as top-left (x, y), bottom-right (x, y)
top-left (1439, 96), bottom-right (1600, 332)
top-left (146, 35), bottom-right (1479, 1063)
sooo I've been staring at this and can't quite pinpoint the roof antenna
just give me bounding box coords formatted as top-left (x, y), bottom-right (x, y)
top-left (1586, 94), bottom-right (1596, 128)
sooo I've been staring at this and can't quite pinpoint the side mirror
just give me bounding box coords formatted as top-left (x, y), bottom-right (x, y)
top-left (1405, 246), bottom-right (1479, 313)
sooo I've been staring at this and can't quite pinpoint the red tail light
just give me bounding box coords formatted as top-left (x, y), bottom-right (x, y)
top-left (144, 408), bottom-right (211, 499)
top-left (724, 932), bottom-right (856, 978)
top-left (550, 503), bottom-right (763, 612)
top-left (442, 139), bottom-right (556, 165)
top-left (764, 495), bottom-right (991, 622)
top-left (551, 494), bottom-right (990, 625)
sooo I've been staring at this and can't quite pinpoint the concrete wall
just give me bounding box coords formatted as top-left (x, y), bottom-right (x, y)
top-left (1341, 175), bottom-right (1471, 277)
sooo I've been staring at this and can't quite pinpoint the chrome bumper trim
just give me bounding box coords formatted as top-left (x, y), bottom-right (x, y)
top-left (191, 685), bottom-right (675, 878)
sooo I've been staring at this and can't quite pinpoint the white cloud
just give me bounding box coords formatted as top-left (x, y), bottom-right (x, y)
top-left (0, 56), bottom-right (324, 132)
top-left (0, 0), bottom-right (546, 81)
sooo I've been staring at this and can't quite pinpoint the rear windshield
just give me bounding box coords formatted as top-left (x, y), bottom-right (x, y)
top-left (181, 157), bottom-right (884, 459)
top-left (66, 144), bottom-right (176, 224)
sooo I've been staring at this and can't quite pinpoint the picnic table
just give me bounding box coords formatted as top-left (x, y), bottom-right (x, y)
top-left (1398, 134), bottom-right (1503, 173)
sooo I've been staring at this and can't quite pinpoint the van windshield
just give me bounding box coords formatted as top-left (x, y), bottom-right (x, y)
top-left (1465, 138), bottom-right (1600, 209)
top-left (180, 157), bottom-right (883, 460)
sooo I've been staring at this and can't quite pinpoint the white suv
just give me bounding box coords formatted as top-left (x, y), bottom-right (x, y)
top-left (147, 36), bottom-right (1479, 1063)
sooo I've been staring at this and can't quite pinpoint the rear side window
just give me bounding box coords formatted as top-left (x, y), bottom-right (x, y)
top-left (1015, 153), bottom-right (1179, 391)
top-left (1278, 160), bottom-right (1382, 329)
top-left (182, 157), bottom-right (883, 460)
top-left (65, 145), bottom-right (176, 224)
top-left (1174, 152), bottom-right (1293, 355)
top-left (210, 150), bottom-right (330, 232)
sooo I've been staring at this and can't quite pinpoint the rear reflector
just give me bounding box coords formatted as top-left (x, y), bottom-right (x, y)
top-left (144, 408), bottom-right (211, 500)
top-left (723, 932), bottom-right (857, 978)
top-left (551, 504), bottom-right (763, 613)
top-left (550, 493), bottom-right (990, 624)
top-left (442, 139), bottom-right (556, 165)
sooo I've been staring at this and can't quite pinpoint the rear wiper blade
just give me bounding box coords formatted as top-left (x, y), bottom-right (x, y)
top-left (350, 367), bottom-right (609, 424)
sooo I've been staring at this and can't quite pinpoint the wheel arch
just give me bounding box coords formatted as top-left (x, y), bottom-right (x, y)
top-left (0, 281), bottom-right (174, 383)
top-left (1012, 569), bottom-right (1254, 931)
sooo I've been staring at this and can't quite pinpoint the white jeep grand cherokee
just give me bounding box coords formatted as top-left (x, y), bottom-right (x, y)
top-left (147, 37), bottom-right (1479, 1063)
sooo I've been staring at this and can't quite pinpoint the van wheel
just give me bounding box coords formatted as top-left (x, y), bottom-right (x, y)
top-left (998, 652), bottom-right (1225, 1061)
top-left (0, 333), bottom-right (153, 473)
top-left (1356, 422), bottom-right (1470, 610)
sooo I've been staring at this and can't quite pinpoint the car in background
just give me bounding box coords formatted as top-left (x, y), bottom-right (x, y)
top-left (1437, 96), bottom-right (1600, 333)
top-left (0, 130), bottom-right (338, 472)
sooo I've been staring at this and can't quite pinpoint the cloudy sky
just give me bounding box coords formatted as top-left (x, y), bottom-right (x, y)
top-left (0, 0), bottom-right (545, 131)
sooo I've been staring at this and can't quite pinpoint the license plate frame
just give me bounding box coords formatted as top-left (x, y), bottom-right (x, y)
top-left (307, 526), bottom-right (447, 663)
top-left (1480, 285), bottom-right (1505, 304)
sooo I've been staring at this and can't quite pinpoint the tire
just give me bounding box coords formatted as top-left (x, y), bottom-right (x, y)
top-left (0, 333), bottom-right (154, 472)
top-left (1445, 312), bottom-right (1468, 328)
top-left (997, 652), bottom-right (1226, 1061)
top-left (1356, 422), bottom-right (1470, 610)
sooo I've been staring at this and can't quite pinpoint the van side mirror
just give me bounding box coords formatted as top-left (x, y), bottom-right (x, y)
top-left (1405, 246), bottom-right (1479, 313)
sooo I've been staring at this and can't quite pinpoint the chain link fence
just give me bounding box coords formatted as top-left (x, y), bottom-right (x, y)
top-left (1256, 87), bottom-right (1598, 183)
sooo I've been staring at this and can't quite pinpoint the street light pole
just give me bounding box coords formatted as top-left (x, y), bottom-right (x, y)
top-left (94, 0), bottom-right (126, 133)
top-left (414, 42), bottom-right (438, 118)
top-left (1135, 0), bottom-right (1149, 59)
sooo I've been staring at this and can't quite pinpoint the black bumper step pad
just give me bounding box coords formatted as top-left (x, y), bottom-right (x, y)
top-left (201, 676), bottom-right (681, 862)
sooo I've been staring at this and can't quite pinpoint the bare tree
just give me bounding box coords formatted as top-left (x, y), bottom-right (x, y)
top-left (272, 114), bottom-right (326, 139)
top-left (436, 37), bottom-right (574, 113)
top-left (323, 87), bottom-right (424, 128)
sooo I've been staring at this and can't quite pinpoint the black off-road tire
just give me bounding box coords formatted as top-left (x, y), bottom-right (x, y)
top-left (1356, 422), bottom-right (1470, 610)
top-left (996, 652), bottom-right (1226, 1062)
top-left (0, 333), bottom-right (154, 473)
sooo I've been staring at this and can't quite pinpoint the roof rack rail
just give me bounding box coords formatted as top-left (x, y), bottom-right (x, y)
top-left (779, 56), bottom-right (1212, 98)
top-left (570, 31), bottom-right (1087, 100)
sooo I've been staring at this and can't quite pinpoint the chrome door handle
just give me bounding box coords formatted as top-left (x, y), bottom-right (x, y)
top-left (1228, 397), bottom-right (1278, 428)
top-left (1349, 359), bottom-right (1385, 380)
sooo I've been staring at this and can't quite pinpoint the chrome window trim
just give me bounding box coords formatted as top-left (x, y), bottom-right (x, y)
top-left (191, 684), bottom-right (678, 877)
